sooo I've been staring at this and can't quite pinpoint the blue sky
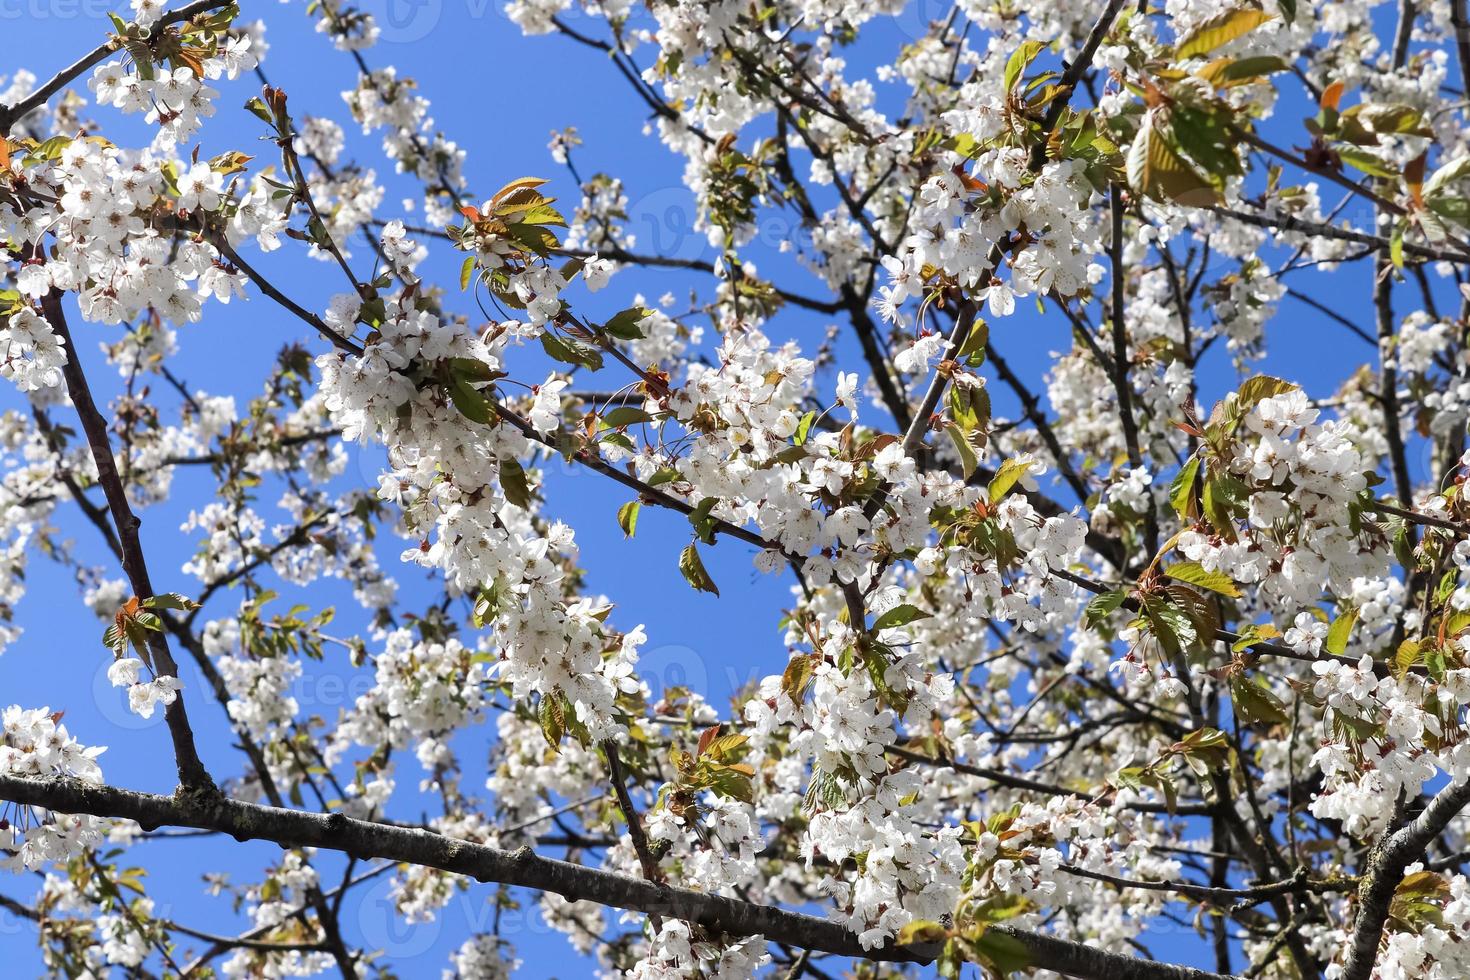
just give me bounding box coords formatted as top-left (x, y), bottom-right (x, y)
top-left (0, 1), bottom-right (1457, 976)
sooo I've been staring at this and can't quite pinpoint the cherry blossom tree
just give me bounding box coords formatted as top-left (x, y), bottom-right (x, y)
top-left (5, 0), bottom-right (1470, 976)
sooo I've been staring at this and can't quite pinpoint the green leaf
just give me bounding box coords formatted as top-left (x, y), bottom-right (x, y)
top-left (679, 542), bottom-right (719, 596)
top-left (955, 317), bottom-right (989, 364)
top-left (559, 257), bottom-right (585, 283)
top-left (1231, 622), bottom-right (1281, 652)
top-left (1415, 204), bottom-right (1450, 243)
top-left (1127, 110), bottom-right (1221, 206)
top-left (1004, 40), bottom-right (1047, 93)
top-left (1170, 456), bottom-right (1201, 520)
top-left (600, 431), bottom-right (636, 452)
top-left (862, 643), bottom-right (910, 716)
top-left (705, 763), bottom-right (754, 803)
top-left (1164, 560), bottom-right (1241, 598)
top-left (1180, 476), bottom-right (1230, 537)
top-left (244, 96), bottom-right (273, 124)
top-left (449, 357), bottom-right (499, 382)
top-left (1337, 146), bottom-right (1398, 179)
top-left (473, 578), bottom-right (507, 627)
top-left (793, 410), bottom-right (816, 446)
top-left (1178, 726), bottom-right (1231, 754)
top-left (541, 333), bottom-right (604, 371)
top-left (766, 445), bottom-right (808, 468)
top-left (1196, 55), bottom-right (1289, 87)
top-left (603, 306), bottom-right (653, 341)
top-left (897, 920), bottom-right (949, 945)
top-left (1425, 196), bottom-right (1470, 230)
top-left (1391, 870), bottom-right (1450, 932)
top-left (1169, 104), bottom-right (1243, 181)
top-left (450, 379), bottom-right (494, 424)
top-left (1142, 594), bottom-right (1198, 656)
top-left (30, 136), bottom-right (73, 162)
top-left (459, 255), bottom-right (476, 291)
top-left (687, 496), bottom-right (719, 544)
top-left (1175, 8), bottom-right (1273, 60)
top-left (141, 593), bottom-right (200, 612)
top-left (1394, 639), bottom-right (1420, 679)
top-left (1150, 770), bottom-right (1181, 816)
top-left (698, 731), bottom-right (749, 763)
top-left (1236, 375), bottom-right (1299, 411)
top-left (988, 457), bottom-right (1035, 502)
top-left (1426, 645), bottom-right (1449, 682)
top-left (1229, 674), bottom-right (1289, 725)
top-left (1347, 102), bottom-right (1429, 138)
top-left (1325, 607), bottom-right (1358, 656)
top-left (781, 654), bottom-right (816, 705)
top-left (938, 939), bottom-right (964, 979)
top-left (617, 500), bottom-right (640, 538)
top-left (873, 604), bottom-right (931, 630)
top-left (1084, 589), bottom-right (1130, 630)
top-left (946, 426), bottom-right (979, 480)
top-left (538, 693), bottom-right (565, 749)
top-left (499, 457), bottom-right (533, 509)
top-left (968, 929), bottom-right (1033, 976)
top-left (1425, 155), bottom-right (1470, 199)
top-left (948, 384), bottom-right (988, 434)
top-left (515, 204), bottom-right (567, 227)
top-left (972, 892), bottom-right (1032, 925)
top-left (601, 406), bottom-right (654, 428)
top-left (1168, 584), bottom-right (1221, 647)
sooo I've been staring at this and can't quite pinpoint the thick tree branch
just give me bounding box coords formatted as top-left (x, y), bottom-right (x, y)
top-left (41, 289), bottom-right (213, 792)
top-left (1452, 1), bottom-right (1470, 100)
top-left (0, 773), bottom-right (1237, 980)
top-left (1340, 778), bottom-right (1470, 980)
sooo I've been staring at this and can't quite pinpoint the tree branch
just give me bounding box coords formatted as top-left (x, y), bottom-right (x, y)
top-left (0, 0), bottom-right (233, 131)
top-left (1206, 205), bottom-right (1470, 265)
top-left (1340, 778), bottom-right (1470, 980)
top-left (0, 773), bottom-right (1237, 980)
top-left (41, 289), bottom-right (214, 792)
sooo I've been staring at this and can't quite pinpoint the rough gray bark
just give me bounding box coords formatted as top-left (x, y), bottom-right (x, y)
top-left (1340, 778), bottom-right (1470, 980)
top-left (0, 773), bottom-right (1238, 980)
